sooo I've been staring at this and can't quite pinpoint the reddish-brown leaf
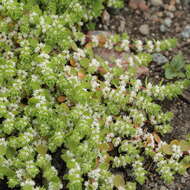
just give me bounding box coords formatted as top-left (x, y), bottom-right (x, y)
top-left (78, 72), bottom-right (85, 79)
top-left (70, 59), bottom-right (76, 67)
top-left (85, 42), bottom-right (93, 49)
top-left (57, 96), bottom-right (66, 103)
top-left (153, 132), bottom-right (161, 144)
top-left (108, 142), bottom-right (114, 152)
top-left (98, 66), bottom-right (107, 74)
top-left (95, 157), bottom-right (100, 168)
top-left (136, 66), bottom-right (149, 77)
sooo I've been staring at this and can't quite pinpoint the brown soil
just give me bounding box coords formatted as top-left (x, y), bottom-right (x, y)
top-left (97, 0), bottom-right (190, 189)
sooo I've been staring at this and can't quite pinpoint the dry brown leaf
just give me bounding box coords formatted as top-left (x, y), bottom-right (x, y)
top-left (108, 142), bottom-right (114, 152)
top-left (86, 31), bottom-right (112, 44)
top-left (85, 42), bottom-right (93, 49)
top-left (136, 66), bottom-right (149, 77)
top-left (78, 72), bottom-right (85, 79)
top-left (98, 35), bottom-right (107, 46)
top-left (153, 132), bottom-right (161, 144)
top-left (144, 136), bottom-right (154, 147)
top-left (70, 59), bottom-right (76, 67)
top-left (98, 66), bottom-right (107, 74)
top-left (95, 157), bottom-right (100, 168)
top-left (57, 96), bottom-right (66, 103)
top-left (96, 87), bottom-right (102, 91)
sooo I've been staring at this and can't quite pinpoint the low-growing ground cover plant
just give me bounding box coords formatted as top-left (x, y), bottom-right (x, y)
top-left (0, 0), bottom-right (190, 190)
top-left (163, 53), bottom-right (187, 79)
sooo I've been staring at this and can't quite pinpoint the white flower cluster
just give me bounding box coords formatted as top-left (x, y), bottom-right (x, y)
top-left (73, 48), bottom-right (86, 61)
top-left (20, 179), bottom-right (35, 187)
top-left (105, 133), bottom-right (114, 142)
top-left (121, 39), bottom-right (130, 51)
top-left (0, 138), bottom-right (7, 146)
top-left (113, 137), bottom-right (122, 147)
top-left (104, 37), bottom-right (114, 49)
top-left (135, 40), bottom-right (143, 52)
top-left (16, 169), bottom-right (25, 180)
top-left (113, 155), bottom-right (128, 167)
top-left (92, 35), bottom-right (99, 47)
top-left (88, 168), bottom-right (101, 179)
top-left (91, 58), bottom-right (100, 69)
top-left (172, 144), bottom-right (183, 159)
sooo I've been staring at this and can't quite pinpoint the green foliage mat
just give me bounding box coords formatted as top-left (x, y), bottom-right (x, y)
top-left (0, 0), bottom-right (190, 190)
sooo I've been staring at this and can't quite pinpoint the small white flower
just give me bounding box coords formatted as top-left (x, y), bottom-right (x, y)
top-left (135, 40), bottom-right (143, 52)
top-left (128, 56), bottom-right (134, 66)
top-left (92, 35), bottom-right (99, 46)
top-left (121, 39), bottom-right (130, 51)
top-left (147, 40), bottom-right (154, 52)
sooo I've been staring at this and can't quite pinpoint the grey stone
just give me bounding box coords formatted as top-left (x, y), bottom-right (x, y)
top-left (181, 25), bottom-right (190, 38)
top-left (139, 24), bottom-right (150, 35)
top-left (164, 18), bottom-right (172, 27)
top-left (102, 10), bottom-right (110, 25)
top-left (182, 91), bottom-right (190, 104)
top-left (166, 12), bottom-right (174, 18)
top-left (118, 19), bottom-right (126, 33)
top-left (153, 53), bottom-right (169, 65)
top-left (151, 0), bottom-right (163, 6)
top-left (160, 24), bottom-right (167, 33)
top-left (160, 186), bottom-right (168, 190)
top-left (181, 177), bottom-right (186, 184)
top-left (183, 0), bottom-right (190, 6)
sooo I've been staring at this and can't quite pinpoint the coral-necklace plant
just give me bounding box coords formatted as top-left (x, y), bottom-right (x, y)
top-left (0, 0), bottom-right (190, 190)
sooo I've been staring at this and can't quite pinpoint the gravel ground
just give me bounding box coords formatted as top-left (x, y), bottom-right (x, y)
top-left (97, 0), bottom-right (190, 189)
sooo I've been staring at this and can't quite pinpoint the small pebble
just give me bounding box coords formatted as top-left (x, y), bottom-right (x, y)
top-left (111, 25), bottom-right (115, 30)
top-left (183, 0), bottom-right (190, 6)
top-left (157, 11), bottom-right (163, 17)
top-left (182, 91), bottom-right (190, 104)
top-left (151, 15), bottom-right (160, 22)
top-left (155, 75), bottom-right (159, 79)
top-left (175, 26), bottom-right (181, 33)
top-left (139, 24), bottom-right (150, 35)
top-left (181, 25), bottom-right (190, 38)
top-left (160, 186), bottom-right (168, 190)
top-left (151, 0), bottom-right (163, 6)
top-left (166, 12), bottom-right (174, 18)
top-left (153, 53), bottom-right (168, 65)
top-left (165, 4), bottom-right (176, 11)
top-left (103, 25), bottom-right (108, 30)
top-left (160, 24), bottom-right (167, 32)
top-left (183, 172), bottom-right (189, 177)
top-left (102, 10), bottom-right (110, 25)
top-left (118, 20), bottom-right (126, 33)
top-left (181, 177), bottom-right (186, 184)
top-left (164, 17), bottom-right (172, 27)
